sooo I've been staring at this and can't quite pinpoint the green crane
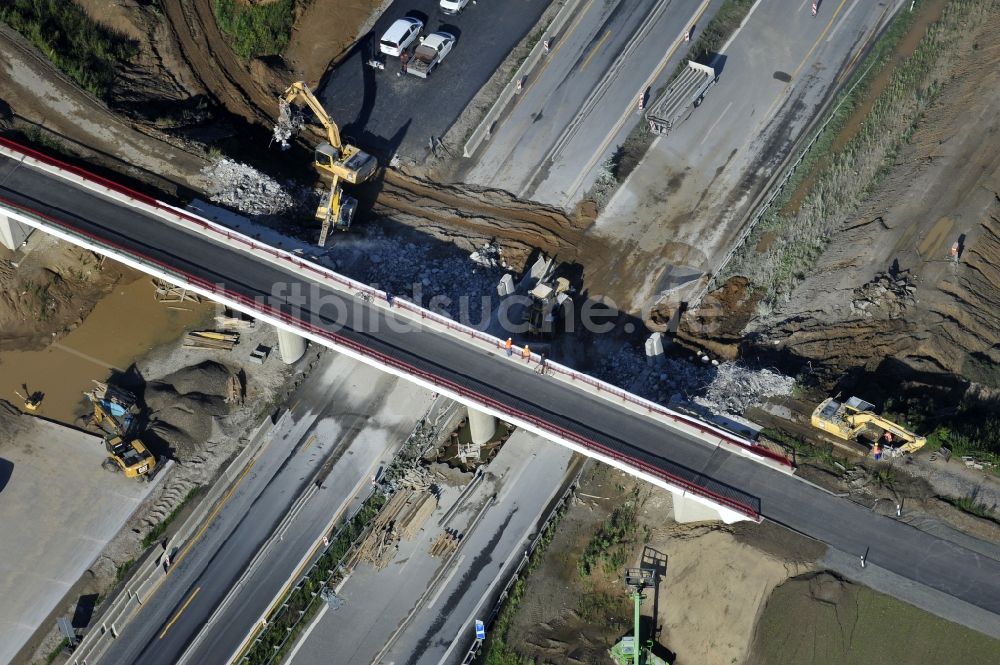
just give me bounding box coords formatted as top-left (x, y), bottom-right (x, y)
top-left (609, 568), bottom-right (669, 665)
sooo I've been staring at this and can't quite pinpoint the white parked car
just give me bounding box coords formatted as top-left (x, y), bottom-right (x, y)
top-left (379, 17), bottom-right (424, 57)
top-left (406, 32), bottom-right (456, 78)
top-left (439, 0), bottom-right (471, 15)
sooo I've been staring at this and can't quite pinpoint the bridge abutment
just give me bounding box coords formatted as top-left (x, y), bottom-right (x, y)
top-left (0, 212), bottom-right (33, 250)
top-left (276, 328), bottom-right (307, 364)
top-left (671, 491), bottom-right (730, 523)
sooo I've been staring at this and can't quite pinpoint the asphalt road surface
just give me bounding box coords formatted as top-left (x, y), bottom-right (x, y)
top-left (96, 354), bottom-right (434, 665)
top-left (3, 156), bottom-right (1000, 630)
top-left (318, 0), bottom-right (549, 161)
top-left (467, 0), bottom-right (710, 205)
top-left (289, 430), bottom-right (577, 665)
top-left (469, 0), bottom-right (900, 210)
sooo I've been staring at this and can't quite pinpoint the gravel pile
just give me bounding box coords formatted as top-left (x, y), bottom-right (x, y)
top-left (328, 227), bottom-right (504, 325)
top-left (201, 158), bottom-right (307, 218)
top-left (595, 343), bottom-right (794, 417)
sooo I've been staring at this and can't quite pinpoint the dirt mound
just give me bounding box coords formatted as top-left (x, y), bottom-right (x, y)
top-left (144, 361), bottom-right (234, 459)
top-left (375, 170), bottom-right (586, 271)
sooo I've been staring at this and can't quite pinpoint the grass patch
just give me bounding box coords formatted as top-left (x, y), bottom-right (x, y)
top-left (723, 0), bottom-right (992, 304)
top-left (941, 494), bottom-right (1000, 524)
top-left (0, 0), bottom-right (137, 100)
top-left (578, 487), bottom-right (649, 577)
top-left (142, 486), bottom-right (204, 548)
top-left (760, 427), bottom-right (845, 470)
top-left (576, 590), bottom-right (630, 631)
top-left (477, 503), bottom-right (567, 665)
top-left (44, 638), bottom-right (69, 665)
top-left (213, 0), bottom-right (295, 59)
top-left (886, 396), bottom-right (1000, 474)
top-left (750, 575), bottom-right (1000, 664)
top-left (115, 559), bottom-right (136, 583)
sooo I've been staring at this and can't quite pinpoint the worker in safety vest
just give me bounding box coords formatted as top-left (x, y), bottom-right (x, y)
top-left (505, 338), bottom-right (513, 356)
top-left (522, 344), bottom-right (530, 361)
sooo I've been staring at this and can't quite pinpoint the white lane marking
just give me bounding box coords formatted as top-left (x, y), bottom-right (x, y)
top-left (284, 603), bottom-right (329, 664)
top-left (716, 0), bottom-right (764, 60)
top-left (426, 555), bottom-right (466, 609)
top-left (827, 0), bottom-right (860, 42)
top-left (700, 101), bottom-right (734, 146)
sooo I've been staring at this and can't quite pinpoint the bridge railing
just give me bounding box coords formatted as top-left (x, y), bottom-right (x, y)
top-left (0, 138), bottom-right (779, 517)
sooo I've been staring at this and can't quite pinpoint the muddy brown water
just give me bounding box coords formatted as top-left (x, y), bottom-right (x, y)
top-left (0, 277), bottom-right (214, 424)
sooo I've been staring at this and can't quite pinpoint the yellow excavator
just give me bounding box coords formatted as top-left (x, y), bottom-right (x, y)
top-left (811, 396), bottom-right (926, 456)
top-left (86, 382), bottom-right (157, 480)
top-left (276, 81), bottom-right (378, 243)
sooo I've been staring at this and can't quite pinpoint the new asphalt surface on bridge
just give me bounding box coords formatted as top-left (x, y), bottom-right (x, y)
top-left (2, 151), bottom-right (1000, 643)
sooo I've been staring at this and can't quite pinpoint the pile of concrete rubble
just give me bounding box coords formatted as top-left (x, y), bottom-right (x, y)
top-left (201, 158), bottom-right (305, 218)
top-left (849, 270), bottom-right (917, 319)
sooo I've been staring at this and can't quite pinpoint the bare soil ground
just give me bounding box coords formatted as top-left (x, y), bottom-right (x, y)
top-left (746, 7), bottom-right (1000, 384)
top-left (509, 464), bottom-right (823, 665)
top-left (746, 572), bottom-right (1000, 665)
top-left (0, 234), bottom-right (136, 351)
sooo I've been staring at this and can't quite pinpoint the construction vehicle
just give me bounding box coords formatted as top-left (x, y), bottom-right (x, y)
top-left (14, 385), bottom-right (42, 411)
top-left (276, 81), bottom-right (378, 242)
top-left (86, 382), bottom-right (157, 479)
top-left (103, 435), bottom-right (156, 479)
top-left (811, 396), bottom-right (926, 456)
top-left (523, 254), bottom-right (572, 336)
top-left (610, 569), bottom-right (670, 665)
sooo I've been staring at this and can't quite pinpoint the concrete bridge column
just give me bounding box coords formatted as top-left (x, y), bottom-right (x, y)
top-left (671, 491), bottom-right (727, 523)
top-left (276, 328), bottom-right (307, 364)
top-left (467, 407), bottom-right (497, 445)
top-left (0, 212), bottom-right (33, 251)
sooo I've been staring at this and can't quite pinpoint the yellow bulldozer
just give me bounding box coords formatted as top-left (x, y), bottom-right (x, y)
top-left (87, 382), bottom-right (157, 480)
top-left (276, 81), bottom-right (378, 242)
top-left (811, 396), bottom-right (925, 456)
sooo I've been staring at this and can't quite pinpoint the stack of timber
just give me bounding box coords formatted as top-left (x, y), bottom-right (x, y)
top-left (183, 330), bottom-right (240, 351)
top-left (354, 489), bottom-right (438, 570)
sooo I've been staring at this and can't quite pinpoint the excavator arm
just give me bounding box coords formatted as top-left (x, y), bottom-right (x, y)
top-left (280, 81), bottom-right (342, 149)
top-left (846, 413), bottom-right (926, 454)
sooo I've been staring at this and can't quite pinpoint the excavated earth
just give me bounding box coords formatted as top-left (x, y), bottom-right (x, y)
top-left (734, 9), bottom-right (1000, 386)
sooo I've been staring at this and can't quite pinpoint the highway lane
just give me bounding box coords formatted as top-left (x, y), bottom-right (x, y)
top-left (467, 0), bottom-right (708, 204)
top-left (318, 0), bottom-right (549, 161)
top-left (2, 155), bottom-right (1000, 624)
top-left (183, 381), bottom-right (438, 665)
top-left (288, 430), bottom-right (577, 665)
top-left (96, 354), bottom-right (431, 665)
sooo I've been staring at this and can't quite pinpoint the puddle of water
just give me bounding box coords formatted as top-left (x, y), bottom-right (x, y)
top-left (0, 277), bottom-right (214, 424)
top-left (781, 0), bottom-right (950, 216)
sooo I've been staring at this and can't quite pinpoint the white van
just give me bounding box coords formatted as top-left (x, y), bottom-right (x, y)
top-left (440, 0), bottom-right (471, 14)
top-left (380, 17), bottom-right (424, 57)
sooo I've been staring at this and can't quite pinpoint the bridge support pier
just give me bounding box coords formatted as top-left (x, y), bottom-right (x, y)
top-left (671, 491), bottom-right (727, 523)
top-left (0, 212), bottom-right (33, 251)
top-left (467, 407), bottom-right (497, 445)
top-left (276, 328), bottom-right (307, 364)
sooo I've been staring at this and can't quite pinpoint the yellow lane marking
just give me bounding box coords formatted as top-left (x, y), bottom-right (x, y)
top-left (565, 0), bottom-right (712, 199)
top-left (580, 30), bottom-right (612, 72)
top-left (301, 433), bottom-right (317, 453)
top-left (172, 457), bottom-right (257, 569)
top-left (792, 0), bottom-right (850, 80)
top-left (520, 0), bottom-right (600, 98)
top-left (159, 587), bottom-right (200, 639)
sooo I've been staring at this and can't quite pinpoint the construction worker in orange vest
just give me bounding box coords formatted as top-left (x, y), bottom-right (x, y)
top-left (522, 344), bottom-right (530, 361)
top-left (505, 337), bottom-right (513, 357)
